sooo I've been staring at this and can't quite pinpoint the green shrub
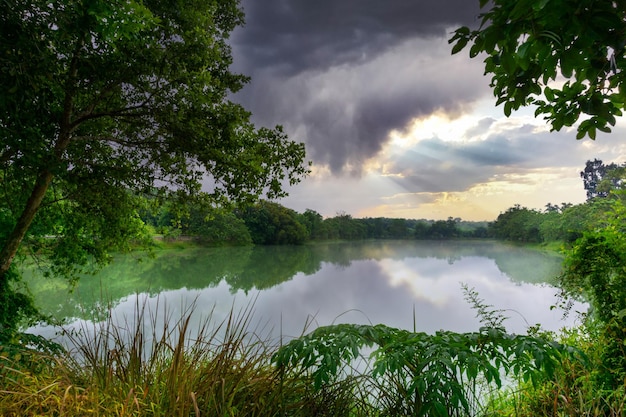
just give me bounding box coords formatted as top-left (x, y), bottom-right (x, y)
top-left (273, 322), bottom-right (581, 417)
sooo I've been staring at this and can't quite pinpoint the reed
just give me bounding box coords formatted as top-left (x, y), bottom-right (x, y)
top-left (0, 298), bottom-right (360, 416)
top-left (2, 297), bottom-right (624, 416)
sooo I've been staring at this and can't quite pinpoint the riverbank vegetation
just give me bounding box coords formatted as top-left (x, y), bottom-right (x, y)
top-left (0, 302), bottom-right (350, 417)
top-left (1, 286), bottom-right (624, 416)
top-left (3, 159), bottom-right (626, 415)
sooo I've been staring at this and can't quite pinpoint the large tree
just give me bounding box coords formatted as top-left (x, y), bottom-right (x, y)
top-left (450, 0), bottom-right (626, 139)
top-left (580, 159), bottom-right (626, 200)
top-left (0, 0), bottom-right (308, 328)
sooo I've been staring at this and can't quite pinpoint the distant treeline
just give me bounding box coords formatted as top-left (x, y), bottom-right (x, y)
top-left (489, 201), bottom-right (606, 243)
top-left (139, 199), bottom-right (489, 245)
top-left (139, 159), bottom-right (626, 246)
top-left (490, 158), bottom-right (626, 243)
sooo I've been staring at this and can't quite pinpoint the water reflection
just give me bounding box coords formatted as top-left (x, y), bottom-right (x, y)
top-left (26, 240), bottom-right (585, 343)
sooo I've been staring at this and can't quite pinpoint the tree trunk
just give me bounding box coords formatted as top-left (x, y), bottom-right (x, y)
top-left (0, 33), bottom-right (81, 283)
top-left (0, 170), bottom-right (54, 279)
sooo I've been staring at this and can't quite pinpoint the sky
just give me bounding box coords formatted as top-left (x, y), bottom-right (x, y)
top-left (228, 0), bottom-right (626, 221)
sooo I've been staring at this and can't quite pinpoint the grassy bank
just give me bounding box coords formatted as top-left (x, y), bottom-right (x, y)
top-left (0, 302), bottom-right (362, 417)
top-left (2, 299), bottom-right (624, 416)
top-left (486, 326), bottom-right (626, 416)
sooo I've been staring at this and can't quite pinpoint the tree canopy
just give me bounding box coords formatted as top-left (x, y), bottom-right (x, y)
top-left (580, 158), bottom-right (626, 200)
top-left (450, 0), bottom-right (626, 139)
top-left (0, 0), bottom-right (308, 329)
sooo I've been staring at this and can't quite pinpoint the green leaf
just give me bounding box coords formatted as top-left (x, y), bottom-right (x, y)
top-left (432, 401), bottom-right (449, 417)
top-left (451, 37), bottom-right (469, 55)
top-left (517, 41), bottom-right (531, 61)
top-left (510, 0), bottom-right (533, 20)
top-left (530, 83), bottom-right (542, 96)
top-left (482, 29), bottom-right (500, 54)
top-left (589, 126), bottom-right (597, 139)
top-left (560, 54), bottom-right (574, 78)
top-left (469, 42), bottom-right (483, 58)
top-left (532, 0), bottom-right (550, 11)
top-left (504, 101), bottom-right (513, 117)
top-left (538, 31), bottom-right (562, 46)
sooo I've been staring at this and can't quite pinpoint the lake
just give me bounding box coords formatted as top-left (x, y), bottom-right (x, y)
top-left (26, 240), bottom-right (586, 345)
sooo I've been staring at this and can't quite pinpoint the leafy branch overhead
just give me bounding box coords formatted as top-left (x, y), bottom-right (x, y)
top-left (450, 0), bottom-right (626, 139)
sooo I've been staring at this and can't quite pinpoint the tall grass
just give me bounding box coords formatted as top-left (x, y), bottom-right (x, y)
top-left (483, 325), bottom-right (626, 417)
top-left (2, 297), bottom-right (625, 416)
top-left (0, 298), bottom-right (361, 416)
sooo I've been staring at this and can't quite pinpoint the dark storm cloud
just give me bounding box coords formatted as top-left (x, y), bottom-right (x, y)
top-left (230, 1), bottom-right (488, 175)
top-left (304, 82), bottom-right (465, 174)
top-left (233, 0), bottom-right (483, 75)
top-left (456, 135), bottom-right (530, 166)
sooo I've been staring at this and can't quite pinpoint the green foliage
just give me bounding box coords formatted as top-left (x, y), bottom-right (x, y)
top-left (486, 325), bottom-right (626, 416)
top-left (489, 197), bottom-right (622, 245)
top-left (462, 284), bottom-right (506, 329)
top-left (479, 160), bottom-right (626, 245)
top-left (298, 209), bottom-right (326, 240)
top-left (191, 210), bottom-right (252, 245)
top-left (450, 0), bottom-right (626, 138)
top-left (428, 218), bottom-right (459, 239)
top-left (581, 158), bottom-right (626, 200)
top-left (559, 198), bottom-right (626, 389)
top-left (0, 211), bottom-right (39, 337)
top-left (0, 331), bottom-right (65, 376)
top-left (413, 220), bottom-right (431, 239)
top-left (0, 0), bottom-right (308, 329)
top-left (274, 322), bottom-right (579, 416)
top-left (558, 200), bottom-right (614, 242)
top-left (489, 205), bottom-right (543, 242)
top-left (424, 217), bottom-right (462, 239)
top-left (322, 212), bottom-right (367, 240)
top-left (167, 200), bottom-right (253, 245)
top-left (317, 215), bottom-right (490, 241)
top-left (2, 0), bottom-right (265, 225)
top-left (239, 200), bottom-right (308, 245)
top-left (140, 197), bottom-right (490, 245)
top-left (0, 267), bottom-right (39, 340)
top-left (0, 302), bottom-right (361, 416)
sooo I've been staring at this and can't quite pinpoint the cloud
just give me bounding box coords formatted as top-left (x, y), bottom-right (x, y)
top-left (233, 37), bottom-right (489, 174)
top-left (230, 1), bottom-right (490, 175)
top-left (380, 119), bottom-right (626, 195)
top-left (233, 0), bottom-right (483, 76)
top-left (226, 2), bottom-right (626, 220)
top-left (464, 117), bottom-right (497, 139)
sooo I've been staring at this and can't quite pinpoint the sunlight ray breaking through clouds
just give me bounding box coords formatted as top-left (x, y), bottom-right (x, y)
top-left (229, 0), bottom-right (626, 221)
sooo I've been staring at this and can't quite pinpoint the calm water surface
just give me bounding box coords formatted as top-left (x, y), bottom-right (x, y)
top-left (26, 240), bottom-right (586, 344)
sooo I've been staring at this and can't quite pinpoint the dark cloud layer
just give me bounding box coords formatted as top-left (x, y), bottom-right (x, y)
top-left (230, 1), bottom-right (487, 174)
top-left (233, 0), bottom-right (483, 75)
